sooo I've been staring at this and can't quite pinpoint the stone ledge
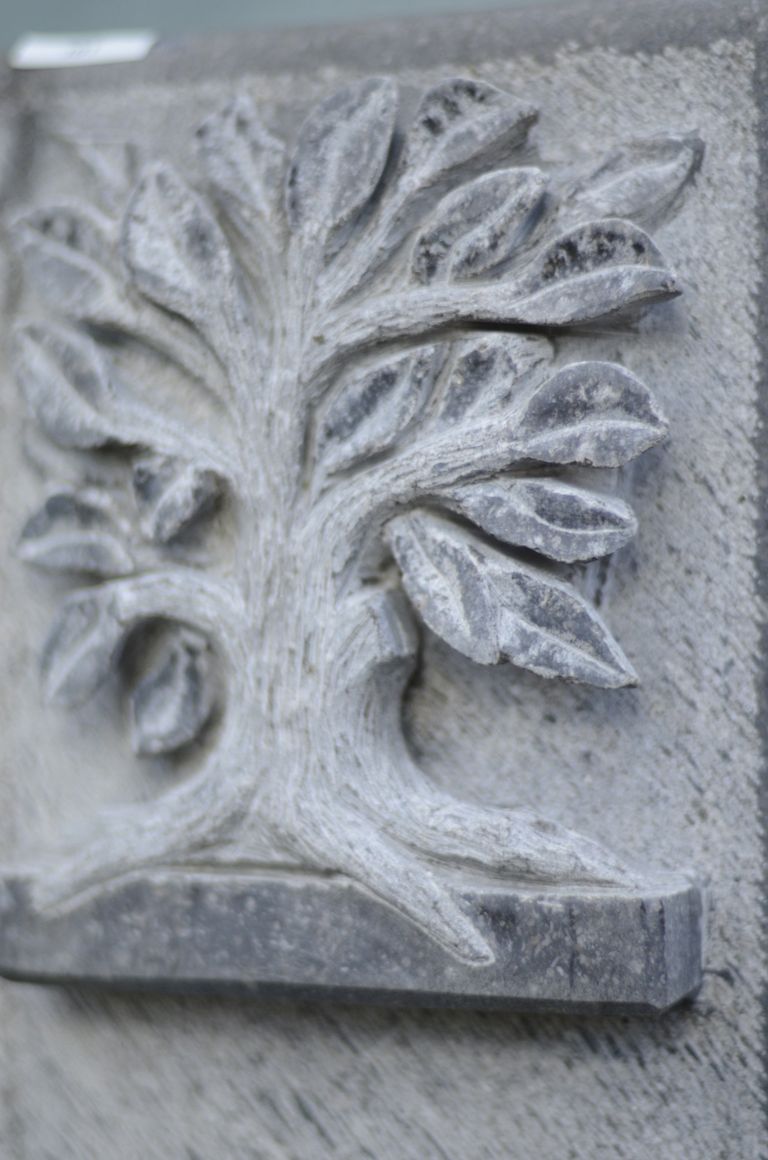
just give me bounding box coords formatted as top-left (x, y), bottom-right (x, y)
top-left (0, 870), bottom-right (703, 1013)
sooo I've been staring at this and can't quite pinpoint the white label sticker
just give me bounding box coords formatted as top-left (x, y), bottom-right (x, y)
top-left (8, 30), bottom-right (157, 70)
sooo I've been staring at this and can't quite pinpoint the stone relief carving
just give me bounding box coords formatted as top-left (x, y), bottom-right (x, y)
top-left (9, 76), bottom-right (703, 965)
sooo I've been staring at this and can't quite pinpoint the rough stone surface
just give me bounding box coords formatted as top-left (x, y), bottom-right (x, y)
top-left (0, 1), bottom-right (765, 1157)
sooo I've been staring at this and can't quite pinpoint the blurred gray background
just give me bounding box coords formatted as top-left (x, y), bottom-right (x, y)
top-left (0, 0), bottom-right (561, 54)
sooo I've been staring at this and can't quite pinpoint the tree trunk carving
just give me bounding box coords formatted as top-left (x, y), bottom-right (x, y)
top-left (9, 77), bottom-right (703, 961)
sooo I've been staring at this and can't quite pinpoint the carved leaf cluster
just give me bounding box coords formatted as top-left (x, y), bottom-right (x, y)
top-left (13, 320), bottom-right (222, 755)
top-left (370, 353), bottom-right (667, 684)
top-left (385, 511), bottom-right (637, 686)
top-left (11, 71), bottom-right (701, 765)
top-left (314, 336), bottom-right (668, 683)
top-left (272, 79), bottom-right (694, 688)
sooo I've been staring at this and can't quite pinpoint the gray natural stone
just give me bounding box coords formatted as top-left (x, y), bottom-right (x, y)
top-left (0, 1), bottom-right (765, 1156)
top-left (0, 53), bottom-right (702, 974)
top-left (0, 870), bottom-right (702, 1013)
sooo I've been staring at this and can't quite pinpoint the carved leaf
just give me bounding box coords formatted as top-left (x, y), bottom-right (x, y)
top-left (412, 168), bottom-right (547, 284)
top-left (571, 134), bottom-right (704, 226)
top-left (70, 140), bottom-right (140, 213)
top-left (132, 455), bottom-right (222, 543)
top-left (512, 218), bottom-right (679, 325)
top-left (386, 508), bottom-right (496, 662)
top-left (319, 345), bottom-right (442, 473)
top-left (400, 79), bottom-right (537, 192)
top-left (315, 224), bottom-right (678, 381)
top-left (436, 333), bottom-right (552, 426)
top-left (197, 91), bottom-right (285, 227)
top-left (515, 361), bottom-right (668, 467)
top-left (443, 479), bottom-right (637, 563)
top-left (122, 163), bottom-right (240, 332)
top-left (13, 203), bottom-right (232, 390)
top-left (368, 589), bottom-right (419, 667)
top-left (42, 590), bottom-right (125, 706)
top-left (12, 323), bottom-right (120, 449)
top-left (11, 205), bottom-right (119, 323)
top-left (286, 77), bottom-right (398, 254)
top-left (130, 627), bottom-right (214, 756)
top-left (18, 492), bottom-right (133, 576)
top-left (386, 509), bottom-right (636, 686)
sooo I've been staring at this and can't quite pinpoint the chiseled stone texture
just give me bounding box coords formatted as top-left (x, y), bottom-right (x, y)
top-left (0, 3), bottom-right (764, 1157)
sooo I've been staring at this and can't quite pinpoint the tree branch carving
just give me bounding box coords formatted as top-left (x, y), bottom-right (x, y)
top-left (9, 75), bottom-right (703, 962)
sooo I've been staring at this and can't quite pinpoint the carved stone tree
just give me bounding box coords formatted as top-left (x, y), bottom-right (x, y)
top-left (11, 77), bottom-right (702, 962)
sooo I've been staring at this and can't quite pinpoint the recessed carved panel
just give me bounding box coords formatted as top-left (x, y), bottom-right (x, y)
top-left (0, 73), bottom-right (705, 1006)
